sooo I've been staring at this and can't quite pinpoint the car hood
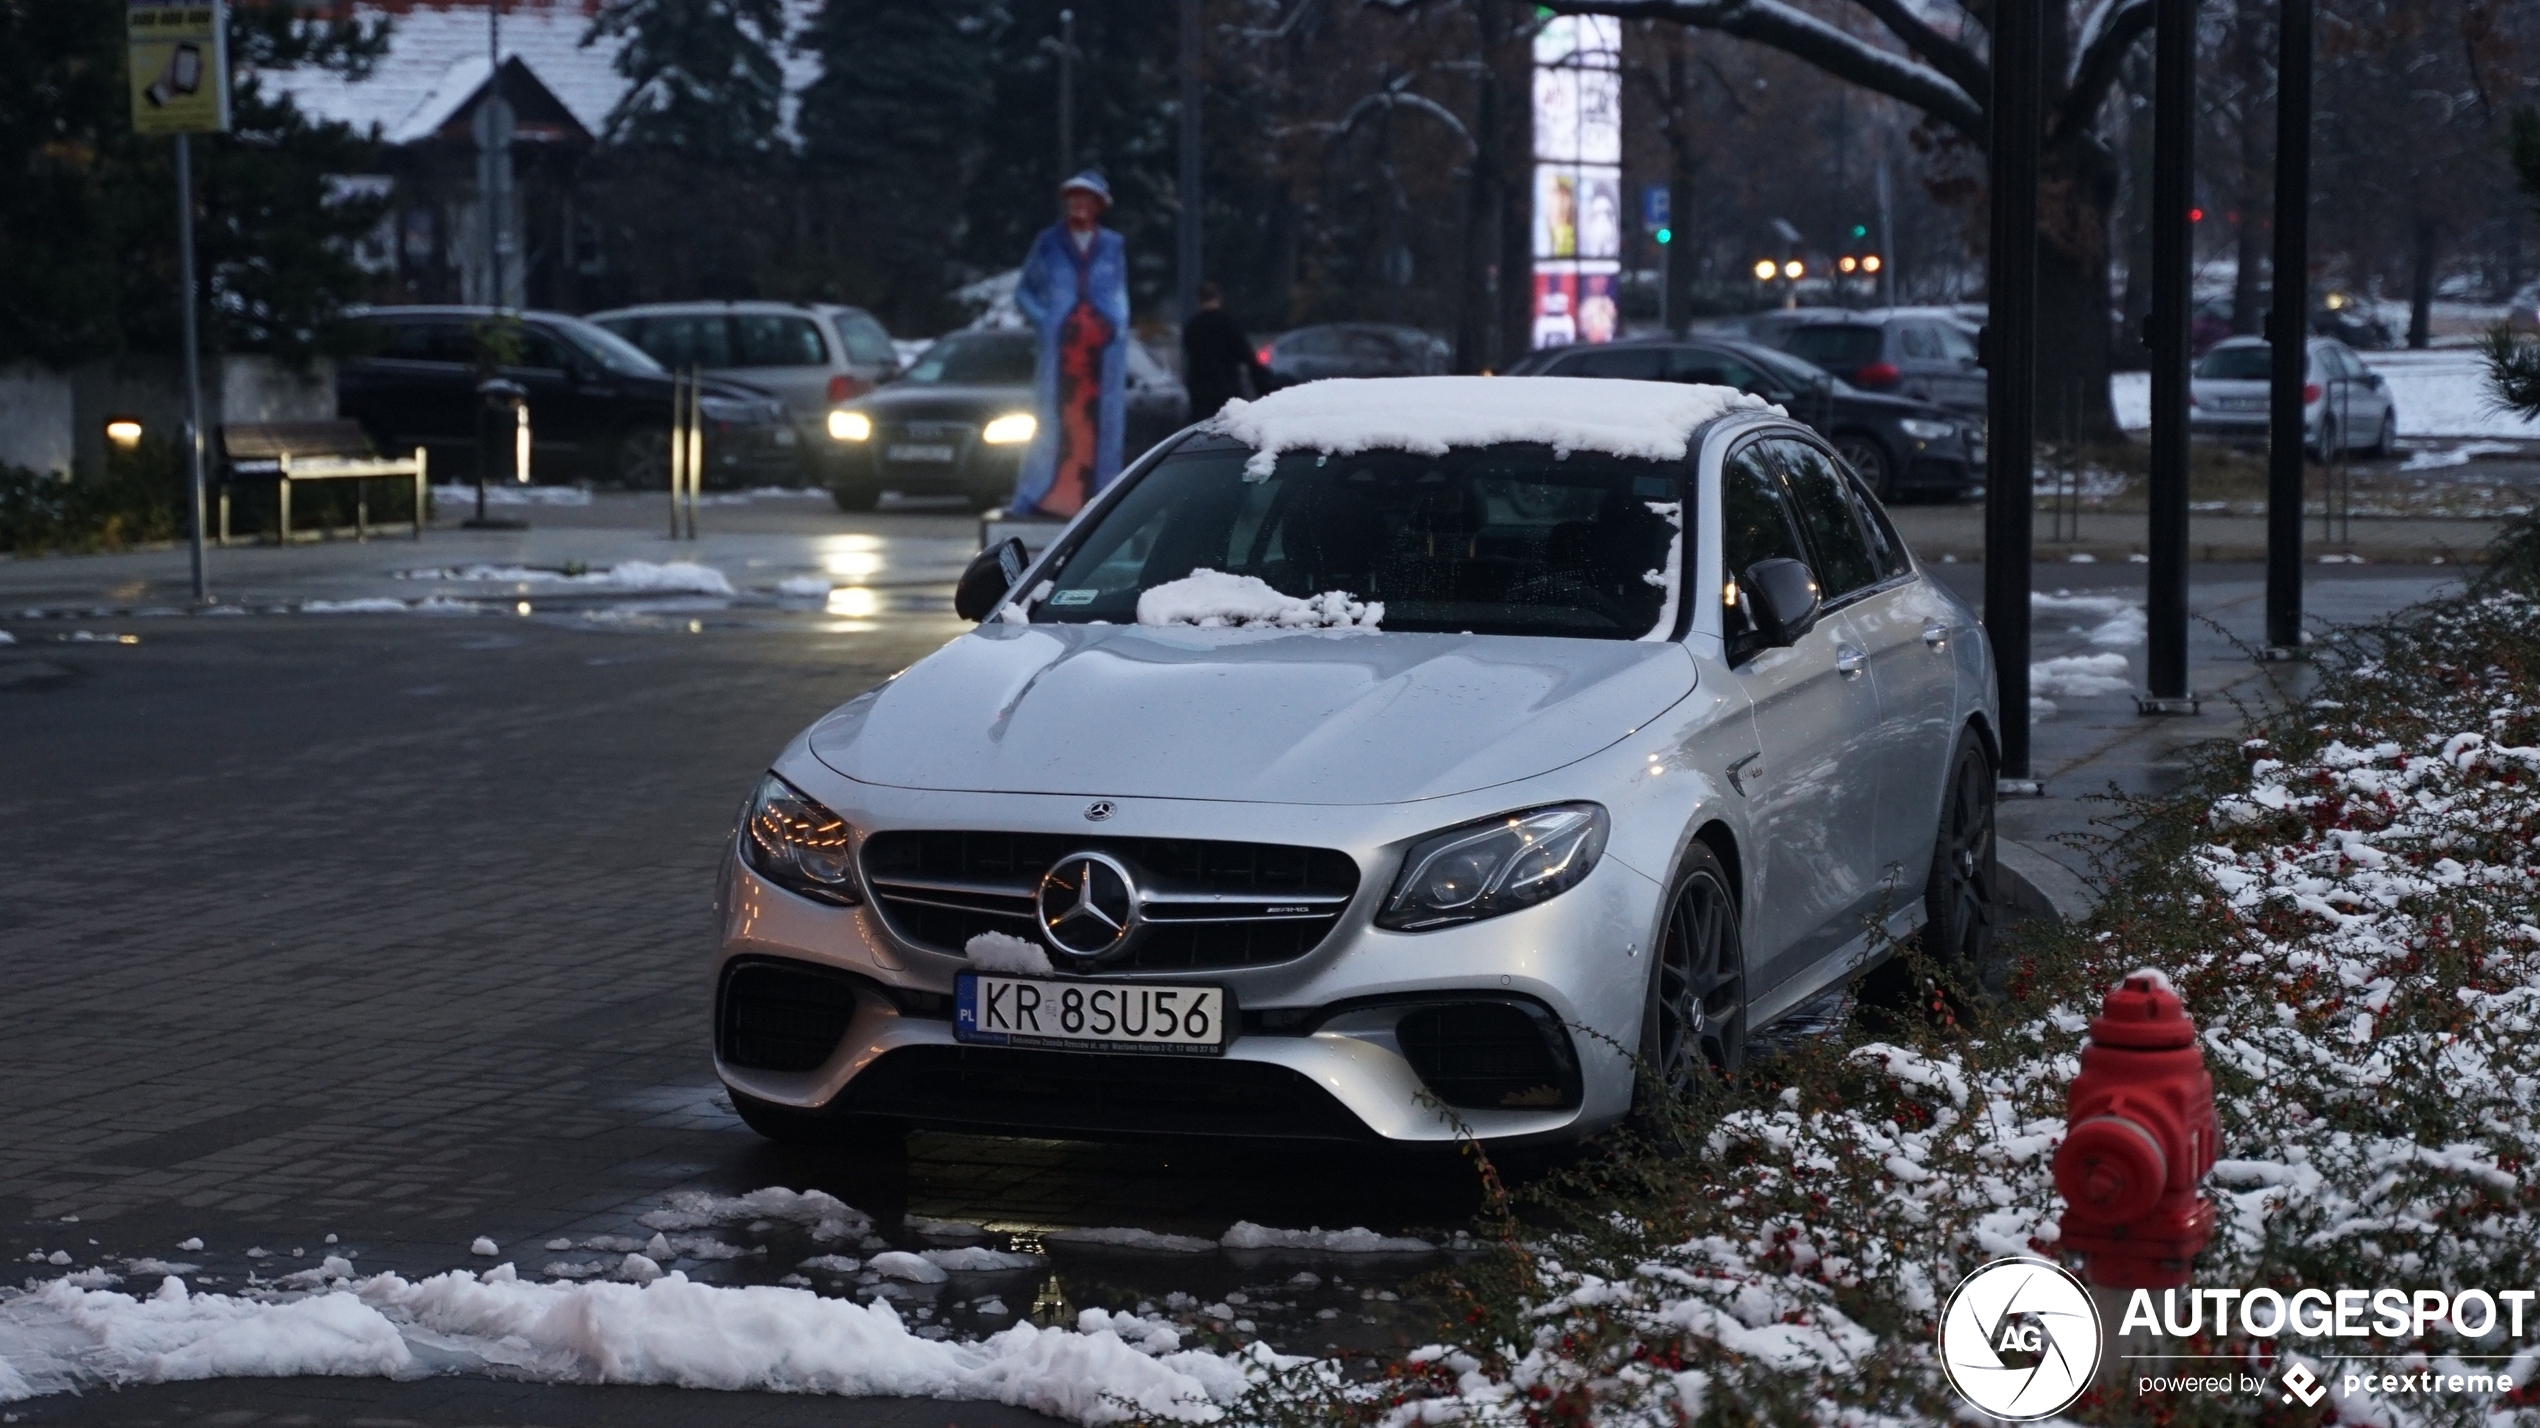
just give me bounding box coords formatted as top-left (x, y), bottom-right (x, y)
top-left (810, 624), bottom-right (1699, 805)
top-left (858, 382), bottom-right (1031, 418)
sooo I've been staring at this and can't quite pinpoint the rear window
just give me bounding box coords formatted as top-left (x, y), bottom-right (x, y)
top-left (606, 314), bottom-right (731, 369)
top-left (2195, 345), bottom-right (2274, 380)
top-left (1781, 325), bottom-right (1884, 371)
top-left (732, 314), bottom-right (829, 367)
top-left (834, 311), bottom-right (898, 366)
top-left (1554, 347), bottom-right (1669, 380)
top-left (1030, 441), bottom-right (1685, 640)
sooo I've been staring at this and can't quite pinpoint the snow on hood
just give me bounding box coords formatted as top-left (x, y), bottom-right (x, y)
top-left (1202, 375), bottom-right (1779, 477)
top-left (1135, 570), bottom-right (1382, 629)
top-left (810, 624), bottom-right (1696, 804)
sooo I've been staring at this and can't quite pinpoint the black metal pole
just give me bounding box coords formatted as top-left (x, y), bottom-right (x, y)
top-left (1984, 0), bottom-right (2040, 782)
top-left (1057, 9), bottom-right (1076, 184)
top-left (1177, 0), bottom-right (1201, 325)
top-left (2142, 0), bottom-right (2196, 706)
top-left (2265, 0), bottom-right (2312, 653)
top-left (176, 133), bottom-right (209, 604)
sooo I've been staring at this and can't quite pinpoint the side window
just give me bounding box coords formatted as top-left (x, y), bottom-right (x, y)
top-left (1720, 443), bottom-right (1816, 658)
top-left (1934, 325), bottom-right (1978, 364)
top-left (511, 327), bottom-right (573, 372)
top-left (1669, 350), bottom-right (1764, 391)
top-left (1769, 440), bottom-right (1881, 599)
top-left (1899, 326), bottom-right (1938, 360)
top-left (1844, 470), bottom-right (1913, 579)
top-left (734, 314), bottom-right (829, 368)
top-left (1560, 347), bottom-right (1669, 380)
top-left (837, 313), bottom-right (898, 366)
top-left (645, 315), bottom-right (734, 370)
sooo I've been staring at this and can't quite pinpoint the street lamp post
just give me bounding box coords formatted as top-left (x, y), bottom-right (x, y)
top-left (1177, 0), bottom-right (1201, 326)
top-left (2140, 0), bottom-right (2198, 713)
top-left (2265, 0), bottom-right (2313, 655)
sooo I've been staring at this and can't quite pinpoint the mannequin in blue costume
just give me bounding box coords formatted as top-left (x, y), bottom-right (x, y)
top-left (1010, 171), bottom-right (1130, 517)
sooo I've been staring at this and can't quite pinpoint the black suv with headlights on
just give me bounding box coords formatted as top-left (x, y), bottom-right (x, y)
top-left (1507, 337), bottom-right (1983, 501)
top-left (336, 306), bottom-right (799, 488)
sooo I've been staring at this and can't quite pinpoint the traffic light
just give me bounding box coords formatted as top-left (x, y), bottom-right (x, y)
top-left (1654, 227), bottom-right (1671, 244)
top-left (1850, 223), bottom-right (1869, 239)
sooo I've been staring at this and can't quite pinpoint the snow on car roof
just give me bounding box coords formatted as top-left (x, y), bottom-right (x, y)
top-left (1202, 375), bottom-right (1778, 477)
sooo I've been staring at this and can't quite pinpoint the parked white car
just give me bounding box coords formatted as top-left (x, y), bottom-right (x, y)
top-left (714, 377), bottom-right (2000, 1147)
top-left (587, 301), bottom-right (901, 430)
top-left (2188, 335), bottom-right (2398, 456)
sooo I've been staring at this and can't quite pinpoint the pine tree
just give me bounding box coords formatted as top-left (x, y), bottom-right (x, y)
top-left (2484, 108), bottom-right (2540, 422)
top-left (795, 0), bottom-right (992, 330)
top-left (589, 0), bottom-right (789, 159)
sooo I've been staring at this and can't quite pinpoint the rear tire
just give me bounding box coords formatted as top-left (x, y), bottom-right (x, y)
top-left (2371, 408), bottom-right (2397, 458)
top-left (830, 482), bottom-right (880, 513)
top-left (1833, 433), bottom-right (1898, 501)
top-left (1919, 730), bottom-right (1998, 978)
top-left (613, 426), bottom-right (672, 490)
top-left (1634, 844), bottom-right (1746, 1115)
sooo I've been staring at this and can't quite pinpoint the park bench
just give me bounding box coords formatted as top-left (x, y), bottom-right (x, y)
top-left (215, 420), bottom-right (427, 545)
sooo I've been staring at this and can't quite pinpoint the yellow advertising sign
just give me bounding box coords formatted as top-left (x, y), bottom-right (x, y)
top-left (127, 0), bottom-right (230, 136)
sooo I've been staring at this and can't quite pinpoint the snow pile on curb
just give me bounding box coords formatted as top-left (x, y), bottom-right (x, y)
top-left (1249, 590), bottom-right (2540, 1426)
top-left (1136, 570), bottom-right (1381, 630)
top-left (428, 483), bottom-right (594, 508)
top-left (406, 562), bottom-right (734, 596)
top-left (0, 1267), bottom-right (1275, 1421)
top-left (1204, 376), bottom-right (1776, 478)
top-left (2028, 650), bottom-right (2133, 714)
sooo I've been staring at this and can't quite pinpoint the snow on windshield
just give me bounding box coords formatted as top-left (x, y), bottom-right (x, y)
top-left (1203, 375), bottom-right (1775, 478)
top-left (1135, 569), bottom-right (1383, 630)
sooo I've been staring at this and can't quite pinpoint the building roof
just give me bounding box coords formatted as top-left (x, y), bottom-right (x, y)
top-left (261, 0), bottom-right (821, 148)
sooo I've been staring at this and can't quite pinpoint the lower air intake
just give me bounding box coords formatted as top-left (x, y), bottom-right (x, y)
top-left (718, 959), bottom-right (862, 1072)
top-left (1396, 1000), bottom-right (1582, 1111)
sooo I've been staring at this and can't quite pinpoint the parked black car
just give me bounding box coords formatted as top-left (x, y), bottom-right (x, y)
top-left (824, 329), bottom-right (1187, 511)
top-left (1259, 322), bottom-right (1452, 385)
top-left (1506, 337), bottom-right (1983, 500)
top-left (335, 306), bottom-right (799, 488)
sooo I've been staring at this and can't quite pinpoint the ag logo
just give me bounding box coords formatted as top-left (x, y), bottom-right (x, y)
top-left (1937, 1257), bottom-right (2102, 1420)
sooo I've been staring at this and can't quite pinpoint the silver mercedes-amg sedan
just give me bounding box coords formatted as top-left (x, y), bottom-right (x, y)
top-left (713, 377), bottom-right (1999, 1147)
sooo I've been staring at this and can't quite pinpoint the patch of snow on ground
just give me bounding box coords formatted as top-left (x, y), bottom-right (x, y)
top-left (1218, 1223), bottom-right (1435, 1254)
top-left (1042, 1228), bottom-right (1220, 1254)
top-left (428, 483), bottom-right (594, 508)
top-left (866, 1251), bottom-right (948, 1284)
top-left (637, 1188), bottom-right (870, 1244)
top-left (2115, 353), bottom-right (2540, 437)
top-left (2400, 439), bottom-right (2525, 470)
top-left (0, 1269), bottom-right (1273, 1421)
top-left (2030, 651), bottom-right (2132, 702)
top-left (964, 932), bottom-right (1053, 976)
top-left (2031, 590), bottom-right (2146, 647)
top-left (405, 563), bottom-right (734, 596)
top-left (775, 575), bottom-right (832, 598)
top-left (1205, 375), bottom-right (1775, 478)
top-left (920, 1247), bottom-right (1043, 1273)
top-left (1135, 570), bottom-right (1381, 630)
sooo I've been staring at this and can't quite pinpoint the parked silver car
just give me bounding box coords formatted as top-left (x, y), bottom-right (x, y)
top-left (713, 378), bottom-right (1999, 1146)
top-left (2188, 335), bottom-right (2397, 456)
top-left (587, 301), bottom-right (901, 428)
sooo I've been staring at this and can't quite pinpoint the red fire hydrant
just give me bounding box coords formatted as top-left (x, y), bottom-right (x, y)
top-left (2052, 970), bottom-right (2219, 1288)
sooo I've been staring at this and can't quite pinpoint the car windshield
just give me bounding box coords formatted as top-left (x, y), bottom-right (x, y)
top-left (1781, 325), bottom-right (1884, 370)
top-left (1029, 440), bottom-right (1685, 639)
top-left (2195, 345), bottom-right (2276, 380)
top-left (552, 316), bottom-right (666, 376)
top-left (1734, 342), bottom-right (1849, 394)
top-left (902, 332), bottom-right (1035, 385)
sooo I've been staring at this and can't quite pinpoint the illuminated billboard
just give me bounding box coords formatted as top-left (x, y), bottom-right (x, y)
top-left (1531, 15), bottom-right (1620, 349)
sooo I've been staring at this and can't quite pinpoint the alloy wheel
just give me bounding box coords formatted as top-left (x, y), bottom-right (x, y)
top-left (617, 427), bottom-right (672, 490)
top-left (1653, 867), bottom-right (1745, 1091)
top-left (1926, 742), bottom-right (1997, 970)
top-left (1834, 436), bottom-right (1895, 500)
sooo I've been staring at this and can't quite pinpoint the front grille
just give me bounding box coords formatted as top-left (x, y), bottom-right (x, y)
top-left (836, 1044), bottom-right (1376, 1140)
top-left (1396, 1000), bottom-right (1583, 1111)
top-left (718, 959), bottom-right (864, 1071)
top-left (859, 831), bottom-right (1360, 973)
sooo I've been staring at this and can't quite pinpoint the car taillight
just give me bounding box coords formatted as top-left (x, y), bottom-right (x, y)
top-left (1854, 361), bottom-right (1901, 388)
top-left (827, 374), bottom-right (864, 403)
top-left (2303, 382), bottom-right (2321, 404)
top-left (1256, 346), bottom-right (1273, 366)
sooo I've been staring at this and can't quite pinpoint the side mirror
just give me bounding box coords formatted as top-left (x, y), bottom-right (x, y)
top-left (1742, 557), bottom-right (1821, 647)
top-left (2367, 371), bottom-right (2386, 390)
top-left (955, 537), bottom-right (1030, 622)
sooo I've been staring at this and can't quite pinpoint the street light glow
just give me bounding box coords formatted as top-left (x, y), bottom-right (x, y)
top-left (1838, 256), bottom-right (1858, 273)
top-left (1862, 254), bottom-right (1883, 273)
top-left (1782, 259), bottom-right (1804, 280)
top-left (104, 418), bottom-right (144, 448)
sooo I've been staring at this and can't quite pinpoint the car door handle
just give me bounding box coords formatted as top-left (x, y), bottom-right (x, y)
top-left (1922, 619), bottom-right (1950, 650)
top-left (1835, 645), bottom-right (1867, 677)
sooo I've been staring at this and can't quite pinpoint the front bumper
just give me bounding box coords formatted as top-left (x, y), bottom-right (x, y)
top-left (712, 783), bottom-right (1662, 1145)
top-left (828, 431), bottom-right (1027, 502)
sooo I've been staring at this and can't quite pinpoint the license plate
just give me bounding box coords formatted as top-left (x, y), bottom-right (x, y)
top-left (886, 443), bottom-right (957, 463)
top-left (955, 974), bottom-right (1230, 1056)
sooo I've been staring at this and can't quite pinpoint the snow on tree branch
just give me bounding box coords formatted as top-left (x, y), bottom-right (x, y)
top-left (1540, 0), bottom-right (1985, 139)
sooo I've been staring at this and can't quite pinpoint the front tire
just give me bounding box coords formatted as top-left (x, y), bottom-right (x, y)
top-left (2371, 408), bottom-right (2397, 458)
top-left (613, 426), bottom-right (671, 490)
top-left (1636, 844), bottom-right (1746, 1111)
top-left (830, 481), bottom-right (880, 513)
top-left (1833, 433), bottom-right (1898, 501)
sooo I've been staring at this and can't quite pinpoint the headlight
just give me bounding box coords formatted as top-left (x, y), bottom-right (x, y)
top-left (1377, 803), bottom-right (1609, 931)
top-left (828, 410), bottom-right (872, 442)
top-left (738, 774), bottom-right (860, 906)
top-left (981, 412), bottom-right (1036, 445)
top-left (1897, 417), bottom-right (1954, 440)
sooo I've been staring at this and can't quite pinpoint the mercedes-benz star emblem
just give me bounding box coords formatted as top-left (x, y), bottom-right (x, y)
top-left (1036, 851), bottom-right (1142, 960)
top-left (1083, 800), bottom-right (1115, 822)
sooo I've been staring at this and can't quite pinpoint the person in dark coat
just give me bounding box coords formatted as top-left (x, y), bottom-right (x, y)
top-left (1180, 282), bottom-right (1273, 421)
